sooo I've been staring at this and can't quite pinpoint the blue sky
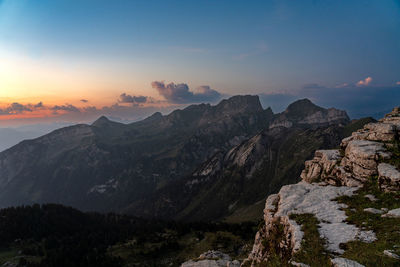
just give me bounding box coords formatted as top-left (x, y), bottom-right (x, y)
top-left (0, 0), bottom-right (399, 126)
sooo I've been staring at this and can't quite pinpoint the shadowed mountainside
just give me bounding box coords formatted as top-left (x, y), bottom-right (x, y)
top-left (0, 96), bottom-right (356, 220)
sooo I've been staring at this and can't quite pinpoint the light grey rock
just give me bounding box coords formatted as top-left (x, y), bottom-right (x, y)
top-left (248, 182), bottom-right (375, 261)
top-left (198, 251), bottom-right (231, 261)
top-left (378, 163), bottom-right (400, 192)
top-left (301, 150), bottom-right (342, 183)
top-left (181, 251), bottom-right (240, 267)
top-left (290, 261), bottom-right (310, 267)
top-left (382, 208), bottom-right (400, 218)
top-left (363, 208), bottom-right (385, 214)
top-left (343, 140), bottom-right (391, 180)
top-left (331, 257), bottom-right (365, 267)
top-left (383, 250), bottom-right (400, 260)
top-left (364, 194), bottom-right (377, 201)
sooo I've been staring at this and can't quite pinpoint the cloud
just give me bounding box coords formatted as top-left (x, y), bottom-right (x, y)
top-left (118, 93), bottom-right (148, 105)
top-left (80, 99), bottom-right (89, 103)
top-left (34, 102), bottom-right (43, 108)
top-left (51, 104), bottom-right (80, 113)
top-left (0, 102), bottom-right (36, 115)
top-left (356, 76), bottom-right (373, 87)
top-left (151, 81), bottom-right (221, 104)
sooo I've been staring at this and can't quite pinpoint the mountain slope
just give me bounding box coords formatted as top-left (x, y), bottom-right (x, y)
top-left (137, 124), bottom-right (353, 222)
top-left (127, 100), bottom-right (360, 221)
top-left (0, 96), bottom-right (273, 212)
top-left (0, 96), bottom-right (351, 219)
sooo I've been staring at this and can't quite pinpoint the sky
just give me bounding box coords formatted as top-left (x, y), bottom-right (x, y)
top-left (0, 0), bottom-right (400, 128)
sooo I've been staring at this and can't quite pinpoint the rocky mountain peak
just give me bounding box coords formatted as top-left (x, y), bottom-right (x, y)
top-left (284, 98), bottom-right (323, 117)
top-left (92, 116), bottom-right (111, 127)
top-left (270, 99), bottom-right (349, 129)
top-left (215, 95), bottom-right (263, 114)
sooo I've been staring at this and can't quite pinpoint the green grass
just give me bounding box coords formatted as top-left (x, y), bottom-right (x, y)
top-left (0, 249), bottom-right (19, 265)
top-left (342, 117), bottom-right (376, 138)
top-left (335, 177), bottom-right (400, 266)
top-left (384, 141), bottom-right (400, 169)
top-left (109, 229), bottom-right (254, 266)
top-left (290, 214), bottom-right (332, 267)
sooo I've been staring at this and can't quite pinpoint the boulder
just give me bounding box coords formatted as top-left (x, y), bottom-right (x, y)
top-left (342, 140), bottom-right (391, 180)
top-left (301, 150), bottom-right (342, 183)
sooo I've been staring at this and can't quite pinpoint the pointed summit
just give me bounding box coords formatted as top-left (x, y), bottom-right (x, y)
top-left (92, 116), bottom-right (111, 127)
top-left (270, 98), bottom-right (349, 129)
top-left (285, 98), bottom-right (324, 118)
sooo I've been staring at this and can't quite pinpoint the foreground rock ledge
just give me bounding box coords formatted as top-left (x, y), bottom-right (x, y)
top-left (246, 182), bottom-right (375, 265)
top-left (244, 107), bottom-right (400, 266)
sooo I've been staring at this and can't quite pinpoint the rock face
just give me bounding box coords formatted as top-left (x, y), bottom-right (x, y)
top-left (300, 107), bottom-right (400, 191)
top-left (181, 251), bottom-right (240, 267)
top-left (378, 163), bottom-right (400, 192)
top-left (245, 107), bottom-right (400, 266)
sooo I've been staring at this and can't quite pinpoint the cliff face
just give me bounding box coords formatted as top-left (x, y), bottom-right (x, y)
top-left (245, 107), bottom-right (400, 266)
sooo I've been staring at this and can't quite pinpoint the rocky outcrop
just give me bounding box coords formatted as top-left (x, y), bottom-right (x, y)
top-left (246, 182), bottom-right (375, 265)
top-left (300, 107), bottom-right (400, 191)
top-left (181, 251), bottom-right (240, 267)
top-left (245, 107), bottom-right (400, 266)
top-left (300, 150), bottom-right (342, 183)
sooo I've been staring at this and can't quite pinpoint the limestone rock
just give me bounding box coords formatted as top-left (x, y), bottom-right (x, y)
top-left (290, 261), bottom-right (310, 267)
top-left (363, 208), bottom-right (384, 214)
top-left (382, 208), bottom-right (400, 218)
top-left (331, 257), bottom-right (365, 267)
top-left (301, 150), bottom-right (342, 183)
top-left (246, 182), bottom-right (375, 265)
top-left (342, 140), bottom-right (391, 180)
top-left (383, 250), bottom-right (400, 260)
top-left (364, 194), bottom-right (377, 201)
top-left (378, 163), bottom-right (400, 192)
top-left (181, 251), bottom-right (240, 267)
top-left (246, 107), bottom-right (400, 265)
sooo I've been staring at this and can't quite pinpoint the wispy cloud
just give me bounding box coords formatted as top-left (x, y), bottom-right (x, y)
top-left (233, 42), bottom-right (268, 60)
top-left (169, 46), bottom-right (209, 54)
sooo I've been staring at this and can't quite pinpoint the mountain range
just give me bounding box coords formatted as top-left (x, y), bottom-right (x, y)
top-left (0, 95), bottom-right (372, 221)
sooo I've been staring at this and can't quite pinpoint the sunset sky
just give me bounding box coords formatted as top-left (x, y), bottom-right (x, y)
top-left (1, 0), bottom-right (400, 126)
